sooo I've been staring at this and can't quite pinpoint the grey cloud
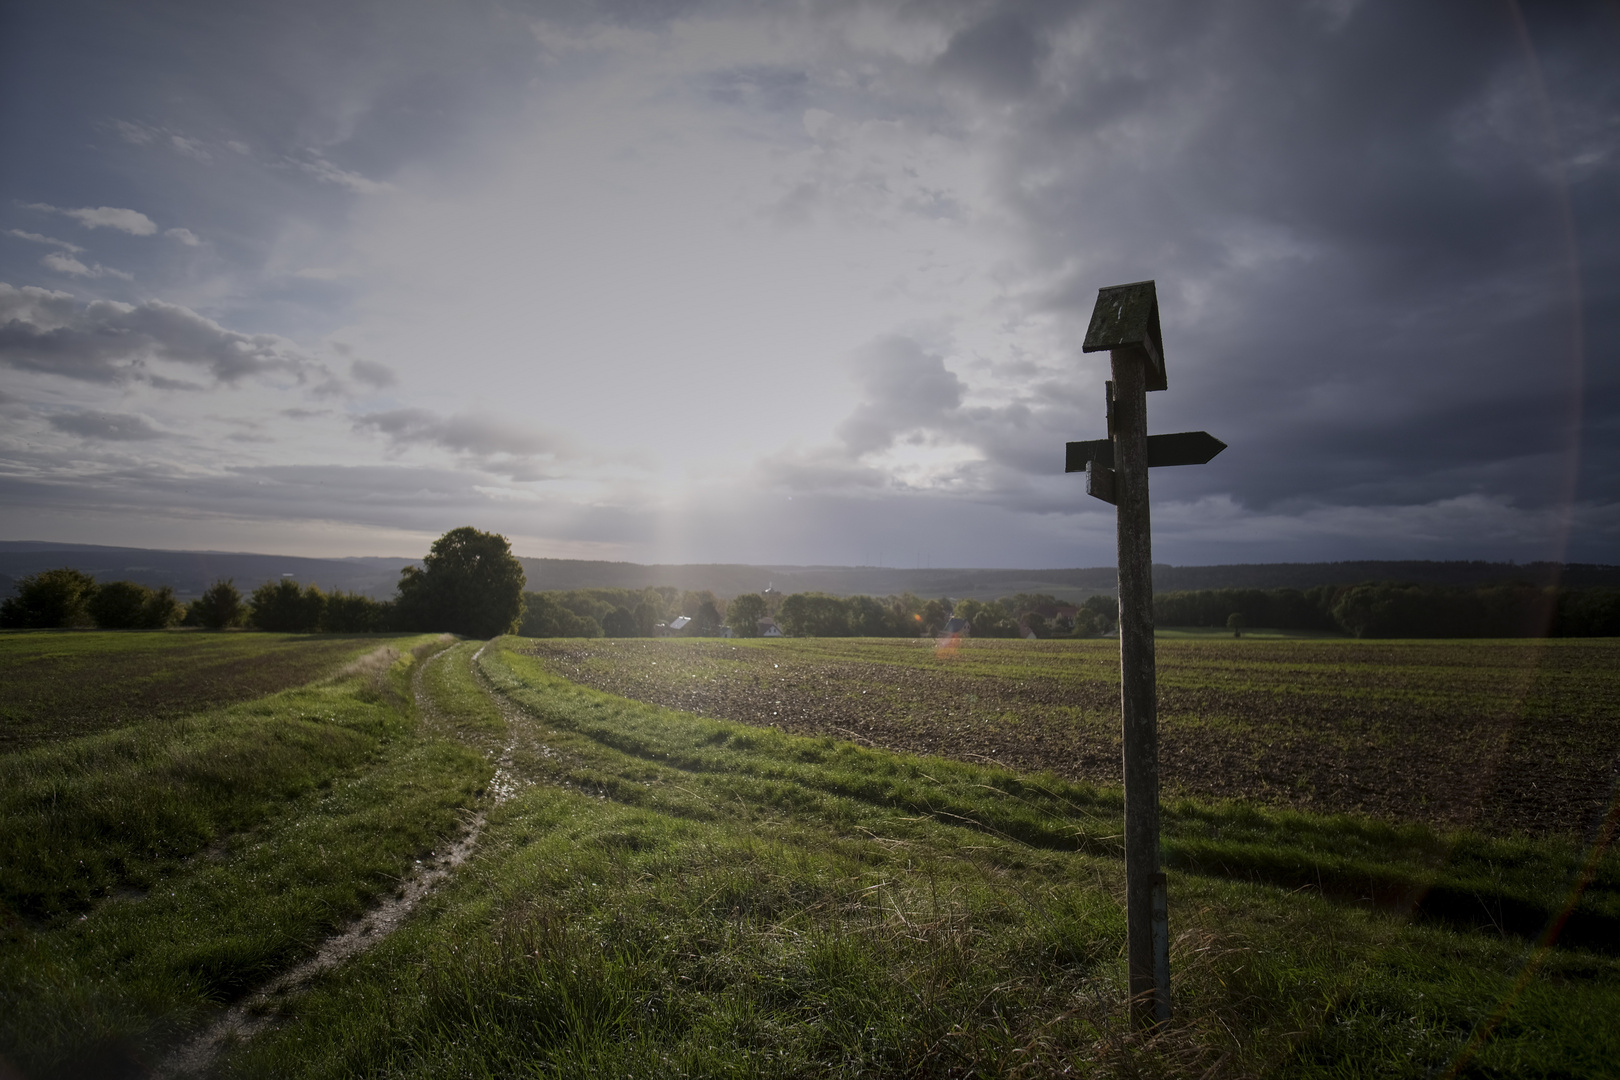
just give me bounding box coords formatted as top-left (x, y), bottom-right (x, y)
top-left (48, 410), bottom-right (166, 441)
top-left (0, 283), bottom-right (324, 385)
top-left (0, 463), bottom-right (502, 536)
top-left (940, 1), bottom-right (1620, 549)
top-left (353, 408), bottom-right (573, 479)
top-left (933, 11), bottom-right (1046, 100)
top-left (169, 134), bottom-right (211, 162)
top-left (295, 154), bottom-right (392, 195)
top-left (706, 66), bottom-right (810, 114)
top-left (757, 446), bottom-right (888, 494)
top-left (350, 358), bottom-right (397, 388)
top-left (113, 119), bottom-right (158, 144)
top-left (837, 337), bottom-right (965, 455)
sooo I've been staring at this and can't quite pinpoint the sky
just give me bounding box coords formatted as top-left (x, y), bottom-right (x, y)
top-left (1, 0), bottom-right (1616, 568)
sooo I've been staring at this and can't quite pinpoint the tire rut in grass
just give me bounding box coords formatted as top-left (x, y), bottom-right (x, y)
top-left (157, 643), bottom-right (489, 1078)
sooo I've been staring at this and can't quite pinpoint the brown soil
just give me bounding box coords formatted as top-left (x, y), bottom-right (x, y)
top-left (521, 637), bottom-right (1620, 838)
top-left (0, 634), bottom-right (389, 749)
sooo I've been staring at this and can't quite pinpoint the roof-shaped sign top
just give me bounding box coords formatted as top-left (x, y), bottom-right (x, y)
top-left (1082, 280), bottom-right (1167, 391)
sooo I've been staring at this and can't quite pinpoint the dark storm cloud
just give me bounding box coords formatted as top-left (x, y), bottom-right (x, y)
top-left (879, 0), bottom-right (1617, 558)
top-left (934, 10), bottom-right (1046, 100)
top-left (48, 410), bottom-right (166, 441)
top-left (3, 0), bottom-right (1615, 565)
top-left (0, 284), bottom-right (325, 385)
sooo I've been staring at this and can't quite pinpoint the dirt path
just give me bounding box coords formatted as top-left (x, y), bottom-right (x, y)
top-left (156, 644), bottom-right (492, 1078)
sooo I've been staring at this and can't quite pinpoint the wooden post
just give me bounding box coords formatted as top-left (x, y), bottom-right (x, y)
top-left (1071, 280), bottom-right (1222, 1027)
top-left (1110, 346), bottom-right (1170, 1026)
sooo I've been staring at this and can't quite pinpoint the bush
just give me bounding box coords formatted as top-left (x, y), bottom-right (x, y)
top-left (322, 591), bottom-right (391, 632)
top-left (86, 580), bottom-right (181, 629)
top-left (249, 580), bottom-right (327, 632)
top-left (0, 568), bottom-right (98, 628)
top-left (518, 593), bottom-right (602, 638)
top-left (190, 579), bottom-right (244, 630)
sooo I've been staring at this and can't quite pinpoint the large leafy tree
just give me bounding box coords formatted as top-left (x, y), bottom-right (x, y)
top-left (395, 526), bottom-right (526, 638)
top-left (602, 606), bottom-right (636, 637)
top-left (725, 593), bottom-right (766, 637)
top-left (778, 592), bottom-right (852, 637)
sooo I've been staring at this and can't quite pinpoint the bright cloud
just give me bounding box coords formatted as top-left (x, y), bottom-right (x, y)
top-left (39, 252), bottom-right (133, 280)
top-left (8, 229), bottom-right (83, 252)
top-left (27, 203), bottom-right (158, 235)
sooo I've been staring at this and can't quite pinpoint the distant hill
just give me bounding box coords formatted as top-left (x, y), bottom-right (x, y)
top-left (3, 543), bottom-right (1615, 604)
top-left (519, 557), bottom-right (1620, 601)
top-left (0, 542), bottom-right (413, 600)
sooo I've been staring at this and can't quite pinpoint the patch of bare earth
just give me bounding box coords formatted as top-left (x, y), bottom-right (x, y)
top-left (0, 636), bottom-right (391, 749)
top-left (522, 638), bottom-right (1620, 838)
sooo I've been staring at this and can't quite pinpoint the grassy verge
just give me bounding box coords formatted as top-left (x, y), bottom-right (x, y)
top-left (0, 635), bottom-right (489, 1078)
top-left (218, 639), bottom-right (1620, 1078)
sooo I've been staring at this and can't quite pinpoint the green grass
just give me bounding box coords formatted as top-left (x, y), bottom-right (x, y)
top-left (222, 639), bottom-right (1620, 1078)
top-left (3, 633), bottom-right (1617, 1077)
top-left (0, 634), bottom-right (489, 1077)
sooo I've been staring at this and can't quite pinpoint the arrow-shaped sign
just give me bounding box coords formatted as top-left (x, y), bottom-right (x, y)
top-left (1065, 430), bottom-right (1226, 473)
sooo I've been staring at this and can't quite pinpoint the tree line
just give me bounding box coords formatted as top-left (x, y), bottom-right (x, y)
top-left (516, 588), bottom-right (1122, 640)
top-left (0, 526), bottom-right (525, 637)
top-left (8, 527), bottom-right (1617, 641)
top-left (1153, 582), bottom-right (1620, 638)
top-left (0, 566), bottom-right (404, 633)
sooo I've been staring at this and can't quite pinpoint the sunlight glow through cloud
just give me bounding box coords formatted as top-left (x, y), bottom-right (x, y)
top-left (0, 2), bottom-right (1613, 565)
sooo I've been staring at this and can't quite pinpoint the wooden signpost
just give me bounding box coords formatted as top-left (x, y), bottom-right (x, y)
top-left (1067, 280), bottom-right (1225, 1027)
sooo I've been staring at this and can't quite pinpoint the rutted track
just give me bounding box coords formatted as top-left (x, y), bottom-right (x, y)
top-left (158, 644), bottom-right (493, 1077)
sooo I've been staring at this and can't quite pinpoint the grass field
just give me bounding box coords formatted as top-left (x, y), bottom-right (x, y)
top-left (1, 631), bottom-right (1617, 1078)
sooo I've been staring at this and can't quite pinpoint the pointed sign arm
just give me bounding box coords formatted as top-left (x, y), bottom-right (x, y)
top-left (1065, 430), bottom-right (1226, 473)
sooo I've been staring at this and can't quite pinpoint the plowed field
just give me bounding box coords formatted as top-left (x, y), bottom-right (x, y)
top-left (523, 636), bottom-right (1620, 837)
top-left (0, 631), bottom-right (393, 749)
